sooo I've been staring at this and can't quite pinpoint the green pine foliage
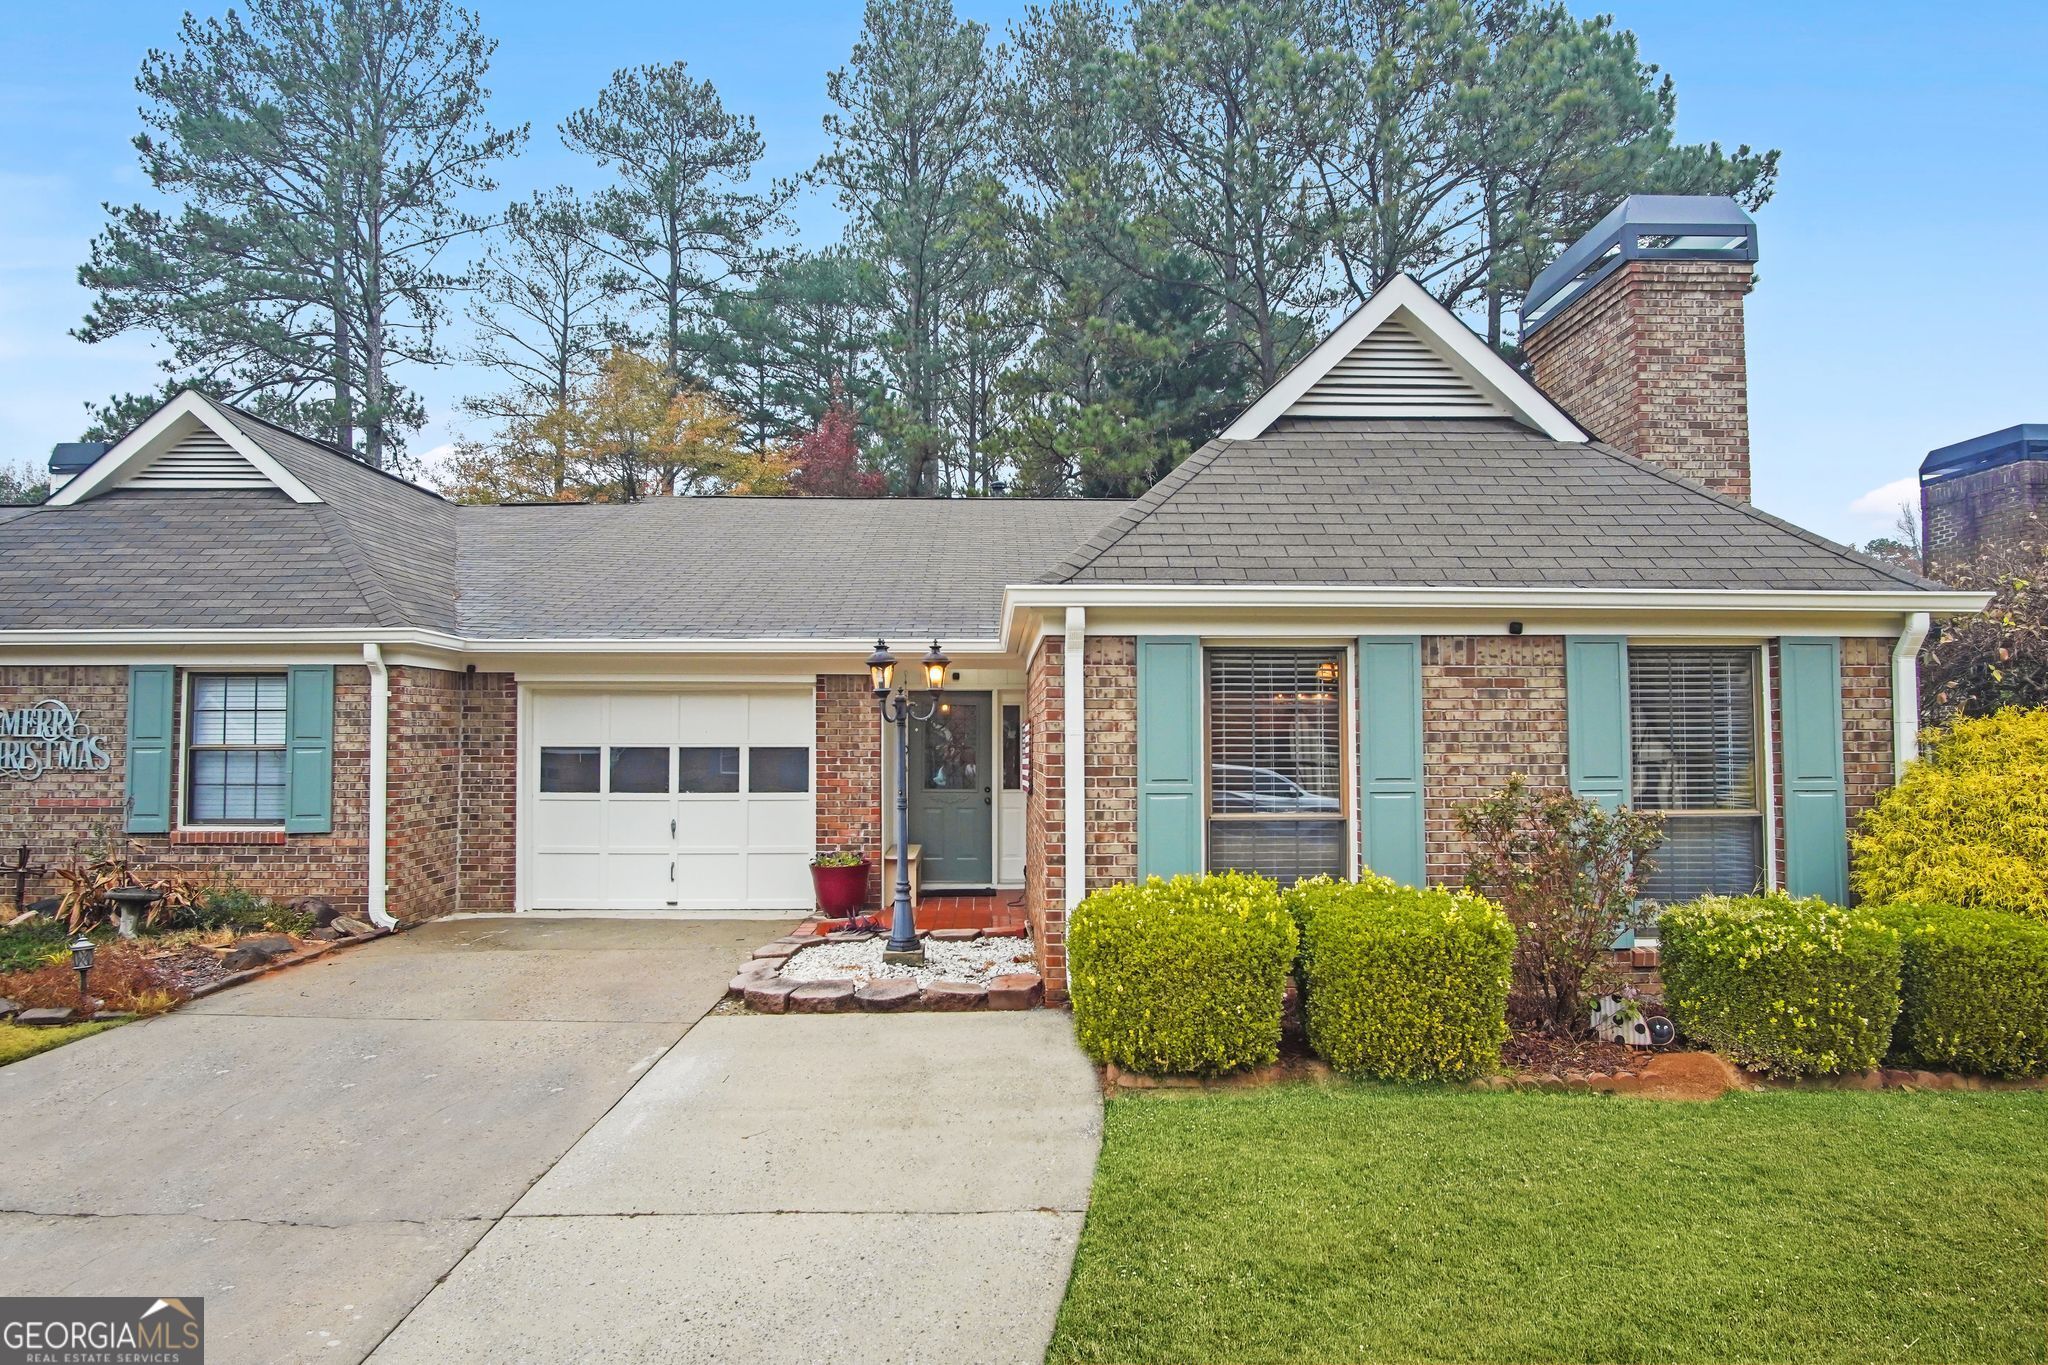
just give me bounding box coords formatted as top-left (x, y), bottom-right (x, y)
top-left (1069, 872), bottom-right (1297, 1076)
top-left (1875, 903), bottom-right (2048, 1079)
top-left (1287, 878), bottom-right (1513, 1080)
top-left (1660, 894), bottom-right (1902, 1077)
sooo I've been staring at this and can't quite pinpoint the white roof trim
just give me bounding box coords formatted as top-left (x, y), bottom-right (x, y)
top-left (1220, 274), bottom-right (1587, 443)
top-left (48, 391), bottom-right (323, 506)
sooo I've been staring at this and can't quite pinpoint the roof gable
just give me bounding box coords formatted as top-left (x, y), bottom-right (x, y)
top-left (48, 391), bottom-right (321, 506)
top-left (1222, 274), bottom-right (1585, 443)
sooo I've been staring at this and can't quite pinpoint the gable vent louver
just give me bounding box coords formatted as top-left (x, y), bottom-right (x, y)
top-left (1283, 316), bottom-right (1503, 420)
top-left (120, 427), bottom-right (275, 491)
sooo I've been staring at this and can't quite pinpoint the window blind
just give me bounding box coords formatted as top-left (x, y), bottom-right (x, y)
top-left (1627, 647), bottom-right (1763, 905)
top-left (1206, 649), bottom-right (1346, 884)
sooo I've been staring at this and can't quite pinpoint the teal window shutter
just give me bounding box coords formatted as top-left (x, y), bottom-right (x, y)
top-left (285, 665), bottom-right (335, 835)
top-left (125, 666), bottom-right (175, 834)
top-left (1780, 638), bottom-right (1847, 903)
top-left (1566, 637), bottom-right (1633, 946)
top-left (1358, 636), bottom-right (1426, 887)
top-left (1136, 637), bottom-right (1202, 878)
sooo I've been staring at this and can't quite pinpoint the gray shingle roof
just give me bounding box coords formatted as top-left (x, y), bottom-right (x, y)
top-left (1051, 418), bottom-right (1938, 591)
top-left (453, 497), bottom-right (1123, 639)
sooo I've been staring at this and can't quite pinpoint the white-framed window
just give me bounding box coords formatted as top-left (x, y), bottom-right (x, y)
top-left (186, 673), bottom-right (288, 824)
top-left (1629, 647), bottom-right (1765, 902)
top-left (1205, 647), bottom-right (1348, 884)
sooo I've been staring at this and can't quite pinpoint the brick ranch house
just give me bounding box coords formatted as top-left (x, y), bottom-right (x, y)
top-left (0, 196), bottom-right (1982, 990)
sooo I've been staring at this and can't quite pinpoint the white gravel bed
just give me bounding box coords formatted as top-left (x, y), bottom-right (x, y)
top-left (780, 933), bottom-right (1036, 988)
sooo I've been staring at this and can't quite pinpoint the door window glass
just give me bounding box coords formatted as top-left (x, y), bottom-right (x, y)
top-left (749, 747), bottom-right (810, 794)
top-left (1002, 705), bottom-right (1021, 791)
top-left (540, 747), bottom-right (600, 793)
top-left (922, 700), bottom-right (983, 790)
top-left (609, 746), bottom-right (670, 794)
top-left (678, 746), bottom-right (741, 793)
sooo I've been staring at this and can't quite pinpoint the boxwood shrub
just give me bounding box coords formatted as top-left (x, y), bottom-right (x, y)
top-left (1873, 903), bottom-right (2048, 1078)
top-left (1660, 894), bottom-right (1902, 1077)
top-left (1285, 878), bottom-right (1513, 1080)
top-left (1069, 872), bottom-right (1296, 1075)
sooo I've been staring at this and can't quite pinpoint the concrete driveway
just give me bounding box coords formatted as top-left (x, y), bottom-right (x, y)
top-left (0, 918), bottom-right (1102, 1364)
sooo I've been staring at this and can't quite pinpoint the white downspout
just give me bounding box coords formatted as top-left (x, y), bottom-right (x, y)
top-left (1892, 612), bottom-right (1931, 780)
top-left (363, 642), bottom-right (395, 929)
top-left (1062, 607), bottom-right (1086, 999)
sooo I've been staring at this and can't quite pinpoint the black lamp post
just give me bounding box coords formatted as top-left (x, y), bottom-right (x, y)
top-left (69, 933), bottom-right (95, 1018)
top-left (868, 637), bottom-right (950, 966)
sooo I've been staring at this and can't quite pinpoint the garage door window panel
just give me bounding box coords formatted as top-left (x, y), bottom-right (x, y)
top-left (609, 746), bottom-right (671, 794)
top-left (540, 747), bottom-right (601, 794)
top-left (749, 746), bottom-right (809, 794)
top-left (679, 746), bottom-right (741, 794)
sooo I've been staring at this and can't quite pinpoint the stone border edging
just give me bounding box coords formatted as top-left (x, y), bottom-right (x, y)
top-left (181, 927), bottom-right (395, 1001)
top-left (727, 926), bottom-right (1045, 1014)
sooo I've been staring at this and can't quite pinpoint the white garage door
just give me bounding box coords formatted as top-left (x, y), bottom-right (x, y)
top-left (528, 690), bottom-right (815, 910)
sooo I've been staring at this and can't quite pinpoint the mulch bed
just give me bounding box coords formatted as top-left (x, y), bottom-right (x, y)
top-left (1503, 1030), bottom-right (1653, 1081)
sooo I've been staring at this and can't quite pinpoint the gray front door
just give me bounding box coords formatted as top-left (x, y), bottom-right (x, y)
top-left (909, 693), bottom-right (993, 885)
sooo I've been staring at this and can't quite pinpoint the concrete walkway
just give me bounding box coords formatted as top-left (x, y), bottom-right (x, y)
top-left (0, 918), bottom-right (1102, 1364)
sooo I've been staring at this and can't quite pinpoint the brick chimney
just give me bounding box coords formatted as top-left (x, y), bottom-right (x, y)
top-left (1919, 424), bottom-right (2048, 576)
top-left (1521, 195), bottom-right (1758, 502)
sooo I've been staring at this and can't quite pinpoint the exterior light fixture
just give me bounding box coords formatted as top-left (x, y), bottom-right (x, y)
top-left (869, 637), bottom-right (950, 966)
top-left (866, 639), bottom-right (898, 697)
top-left (922, 640), bottom-right (951, 692)
top-left (69, 933), bottom-right (95, 1016)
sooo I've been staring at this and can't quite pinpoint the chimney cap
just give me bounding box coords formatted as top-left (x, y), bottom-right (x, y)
top-left (48, 441), bottom-right (110, 475)
top-left (1921, 424), bottom-right (2048, 484)
top-left (1523, 194), bottom-right (1758, 338)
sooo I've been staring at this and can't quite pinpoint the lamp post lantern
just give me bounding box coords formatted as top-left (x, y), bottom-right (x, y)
top-left (869, 638), bottom-right (949, 965)
top-left (69, 933), bottom-right (96, 1018)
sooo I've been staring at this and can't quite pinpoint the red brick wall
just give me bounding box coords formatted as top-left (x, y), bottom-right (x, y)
top-left (1024, 635), bottom-right (1067, 991)
top-left (0, 664), bottom-right (370, 916)
top-left (1084, 636), bottom-right (1138, 888)
top-left (1419, 636), bottom-right (1571, 886)
top-left (388, 666), bottom-right (460, 920)
top-left (1525, 259), bottom-right (1754, 502)
top-left (815, 673), bottom-right (883, 908)
top-left (458, 672), bottom-right (517, 915)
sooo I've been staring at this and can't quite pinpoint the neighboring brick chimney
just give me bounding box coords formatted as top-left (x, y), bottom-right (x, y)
top-left (1920, 424), bottom-right (2048, 576)
top-left (1521, 195), bottom-right (1759, 502)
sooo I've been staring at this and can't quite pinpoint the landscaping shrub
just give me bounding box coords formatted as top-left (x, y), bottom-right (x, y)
top-left (1660, 894), bottom-right (1901, 1077)
top-left (177, 884), bottom-right (313, 935)
top-left (1069, 872), bottom-right (1296, 1075)
top-left (1457, 775), bottom-right (1664, 1033)
top-left (1852, 707), bottom-right (2048, 921)
top-left (1286, 879), bottom-right (1513, 1079)
top-left (0, 916), bottom-right (72, 974)
top-left (1873, 903), bottom-right (2048, 1078)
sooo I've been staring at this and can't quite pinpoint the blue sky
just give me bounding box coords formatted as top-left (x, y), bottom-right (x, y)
top-left (2, 0), bottom-right (2043, 544)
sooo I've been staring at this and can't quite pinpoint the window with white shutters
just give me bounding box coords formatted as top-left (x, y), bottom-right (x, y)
top-left (1205, 649), bottom-right (1347, 884)
top-left (1628, 648), bottom-right (1764, 904)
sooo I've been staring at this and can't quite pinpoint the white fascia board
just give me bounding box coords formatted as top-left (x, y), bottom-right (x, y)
top-left (998, 583), bottom-right (1990, 650)
top-left (48, 391), bottom-right (323, 506)
top-left (1219, 275), bottom-right (1587, 444)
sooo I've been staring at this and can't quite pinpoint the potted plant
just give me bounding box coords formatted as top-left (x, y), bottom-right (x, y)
top-left (809, 852), bottom-right (872, 919)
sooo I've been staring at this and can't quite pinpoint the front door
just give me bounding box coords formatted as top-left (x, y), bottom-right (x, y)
top-left (910, 693), bottom-right (993, 885)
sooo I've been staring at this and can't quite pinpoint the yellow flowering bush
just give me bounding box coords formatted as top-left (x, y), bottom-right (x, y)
top-left (1069, 872), bottom-right (1296, 1075)
top-left (1660, 894), bottom-right (1901, 1077)
top-left (1852, 708), bottom-right (2048, 921)
top-left (1286, 878), bottom-right (1513, 1080)
top-left (1873, 903), bottom-right (2048, 1078)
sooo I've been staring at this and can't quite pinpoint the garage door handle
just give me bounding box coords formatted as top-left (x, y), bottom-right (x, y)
top-left (669, 862), bottom-right (676, 882)
top-left (671, 817), bottom-right (677, 838)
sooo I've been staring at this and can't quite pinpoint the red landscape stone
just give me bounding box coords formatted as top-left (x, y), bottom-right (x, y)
top-left (750, 943), bottom-right (799, 960)
top-left (986, 972), bottom-right (1043, 1011)
top-left (743, 979), bottom-right (800, 1013)
top-left (928, 928), bottom-right (981, 941)
top-left (980, 925), bottom-right (1027, 939)
top-left (854, 979), bottom-right (920, 1012)
top-left (789, 980), bottom-right (857, 1013)
top-left (920, 980), bottom-right (986, 1010)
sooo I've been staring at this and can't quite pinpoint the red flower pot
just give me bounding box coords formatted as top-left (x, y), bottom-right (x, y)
top-left (810, 861), bottom-right (872, 918)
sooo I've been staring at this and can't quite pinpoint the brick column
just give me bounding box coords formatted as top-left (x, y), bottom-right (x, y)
top-left (815, 674), bottom-right (884, 908)
top-left (458, 672), bottom-right (517, 914)
top-left (1084, 635), bottom-right (1138, 888)
top-left (1024, 636), bottom-right (1066, 992)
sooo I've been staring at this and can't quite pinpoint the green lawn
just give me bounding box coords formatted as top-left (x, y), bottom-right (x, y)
top-left (0, 1020), bottom-right (120, 1067)
top-left (1050, 1085), bottom-right (2048, 1365)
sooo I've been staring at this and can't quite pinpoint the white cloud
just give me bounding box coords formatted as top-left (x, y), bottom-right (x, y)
top-left (1847, 475), bottom-right (1919, 531)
